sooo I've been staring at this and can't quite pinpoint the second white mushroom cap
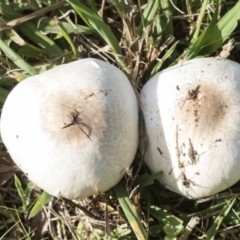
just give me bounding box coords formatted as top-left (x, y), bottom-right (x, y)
top-left (141, 57), bottom-right (240, 199)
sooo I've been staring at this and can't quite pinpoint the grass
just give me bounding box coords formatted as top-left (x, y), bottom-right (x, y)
top-left (0, 0), bottom-right (240, 239)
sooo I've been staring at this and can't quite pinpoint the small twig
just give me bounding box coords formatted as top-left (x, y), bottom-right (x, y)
top-left (60, 197), bottom-right (98, 219)
top-left (129, 185), bottom-right (140, 200)
top-left (61, 105), bottom-right (92, 141)
top-left (178, 217), bottom-right (200, 240)
top-left (176, 125), bottom-right (182, 168)
top-left (180, 97), bottom-right (187, 110)
top-left (169, 0), bottom-right (185, 14)
top-left (104, 198), bottom-right (111, 240)
top-left (219, 223), bottom-right (240, 240)
top-left (157, 147), bottom-right (163, 155)
top-left (187, 85), bottom-right (201, 100)
top-left (99, 0), bottom-right (106, 17)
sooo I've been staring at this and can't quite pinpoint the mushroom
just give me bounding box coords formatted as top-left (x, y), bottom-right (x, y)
top-left (140, 57), bottom-right (240, 199)
top-left (1, 58), bottom-right (139, 200)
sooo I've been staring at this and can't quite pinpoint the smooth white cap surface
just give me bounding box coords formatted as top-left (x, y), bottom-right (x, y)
top-left (1, 58), bottom-right (139, 199)
top-left (141, 57), bottom-right (240, 199)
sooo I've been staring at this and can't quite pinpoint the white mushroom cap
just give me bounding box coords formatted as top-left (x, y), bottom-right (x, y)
top-left (140, 57), bottom-right (240, 199)
top-left (1, 58), bottom-right (139, 199)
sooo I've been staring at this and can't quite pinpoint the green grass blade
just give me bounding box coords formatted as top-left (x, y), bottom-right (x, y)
top-left (14, 206), bottom-right (30, 238)
top-left (180, 200), bottom-right (227, 222)
top-left (137, 0), bottom-right (160, 35)
top-left (54, 17), bottom-right (81, 59)
top-left (206, 197), bottom-right (236, 240)
top-left (0, 39), bottom-right (37, 75)
top-left (38, 18), bottom-right (93, 35)
top-left (160, 0), bottom-right (174, 37)
top-left (66, 0), bottom-right (120, 50)
top-left (183, 2), bottom-right (219, 60)
top-left (5, 28), bottom-right (48, 58)
top-left (18, 26), bottom-right (69, 62)
top-left (202, 1), bottom-right (240, 55)
top-left (151, 40), bottom-right (179, 76)
top-left (149, 205), bottom-right (184, 238)
top-left (24, 182), bottom-right (35, 207)
top-left (66, 0), bottom-right (129, 73)
top-left (29, 191), bottom-right (53, 219)
top-left (191, 0), bottom-right (208, 43)
top-left (114, 183), bottom-right (148, 240)
top-left (0, 221), bottom-right (19, 239)
top-left (14, 175), bottom-right (27, 210)
top-left (223, 210), bottom-right (240, 225)
top-left (136, 171), bottom-right (163, 188)
top-left (223, 198), bottom-right (240, 225)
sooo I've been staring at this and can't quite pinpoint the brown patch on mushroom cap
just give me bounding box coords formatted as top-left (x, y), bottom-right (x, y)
top-left (40, 89), bottom-right (107, 144)
top-left (178, 82), bottom-right (238, 142)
